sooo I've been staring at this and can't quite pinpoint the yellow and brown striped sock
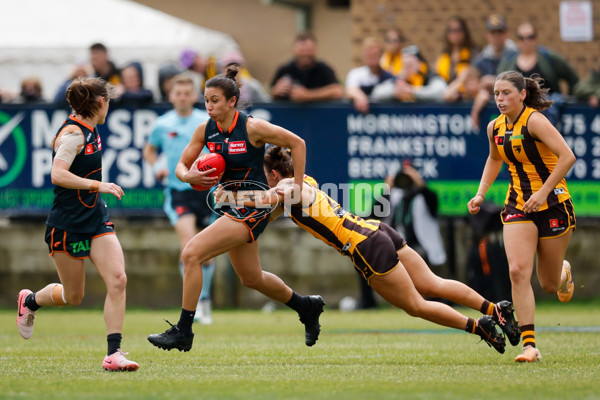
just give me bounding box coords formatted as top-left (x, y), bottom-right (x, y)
top-left (520, 324), bottom-right (536, 348)
top-left (465, 318), bottom-right (477, 334)
top-left (480, 300), bottom-right (495, 316)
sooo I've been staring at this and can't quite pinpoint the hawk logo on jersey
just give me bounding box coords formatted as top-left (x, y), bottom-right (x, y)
top-left (494, 136), bottom-right (504, 145)
top-left (514, 145), bottom-right (522, 153)
top-left (334, 207), bottom-right (347, 218)
top-left (341, 242), bottom-right (352, 255)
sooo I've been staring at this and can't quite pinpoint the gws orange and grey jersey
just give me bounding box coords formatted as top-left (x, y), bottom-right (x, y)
top-left (46, 115), bottom-right (109, 232)
top-left (204, 111), bottom-right (267, 191)
top-left (287, 175), bottom-right (381, 255)
top-left (205, 111), bottom-right (270, 241)
top-left (493, 106), bottom-right (571, 211)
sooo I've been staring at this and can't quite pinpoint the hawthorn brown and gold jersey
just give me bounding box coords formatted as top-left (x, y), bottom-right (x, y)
top-left (493, 106), bottom-right (570, 211)
top-left (288, 175), bottom-right (380, 255)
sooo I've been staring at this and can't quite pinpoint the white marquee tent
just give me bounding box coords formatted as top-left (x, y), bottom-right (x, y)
top-left (0, 0), bottom-right (239, 101)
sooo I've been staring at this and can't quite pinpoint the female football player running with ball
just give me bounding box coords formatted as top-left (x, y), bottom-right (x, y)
top-left (148, 65), bottom-right (324, 352)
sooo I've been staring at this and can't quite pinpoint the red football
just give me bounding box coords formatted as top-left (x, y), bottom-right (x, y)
top-left (190, 153), bottom-right (226, 191)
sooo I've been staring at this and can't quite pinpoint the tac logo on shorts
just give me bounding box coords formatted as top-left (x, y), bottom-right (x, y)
top-left (70, 240), bottom-right (90, 254)
top-left (494, 136), bottom-right (504, 145)
top-left (228, 141), bottom-right (247, 154)
top-left (169, 131), bottom-right (177, 138)
top-left (208, 142), bottom-right (224, 153)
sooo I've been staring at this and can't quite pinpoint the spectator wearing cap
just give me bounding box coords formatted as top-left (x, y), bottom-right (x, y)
top-left (469, 14), bottom-right (518, 128)
top-left (473, 14), bottom-right (517, 78)
top-left (220, 51), bottom-right (270, 104)
top-left (346, 36), bottom-right (395, 113)
top-left (371, 45), bottom-right (447, 103)
top-left (179, 49), bottom-right (219, 94)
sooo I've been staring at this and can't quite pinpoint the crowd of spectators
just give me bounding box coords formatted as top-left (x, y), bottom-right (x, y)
top-left (2, 14), bottom-right (599, 120)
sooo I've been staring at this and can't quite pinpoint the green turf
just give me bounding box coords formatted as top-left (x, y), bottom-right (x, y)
top-left (1, 302), bottom-right (599, 399)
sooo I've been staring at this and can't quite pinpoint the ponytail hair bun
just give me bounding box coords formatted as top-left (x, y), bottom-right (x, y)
top-left (265, 146), bottom-right (294, 177)
top-left (65, 77), bottom-right (113, 119)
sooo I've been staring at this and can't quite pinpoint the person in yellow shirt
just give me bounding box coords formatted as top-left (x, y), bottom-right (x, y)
top-left (468, 71), bottom-right (576, 363)
top-left (379, 28), bottom-right (404, 76)
top-left (434, 16), bottom-right (475, 85)
top-left (372, 46), bottom-right (446, 103)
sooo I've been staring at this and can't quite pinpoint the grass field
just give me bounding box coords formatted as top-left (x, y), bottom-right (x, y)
top-left (1, 301), bottom-right (599, 400)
